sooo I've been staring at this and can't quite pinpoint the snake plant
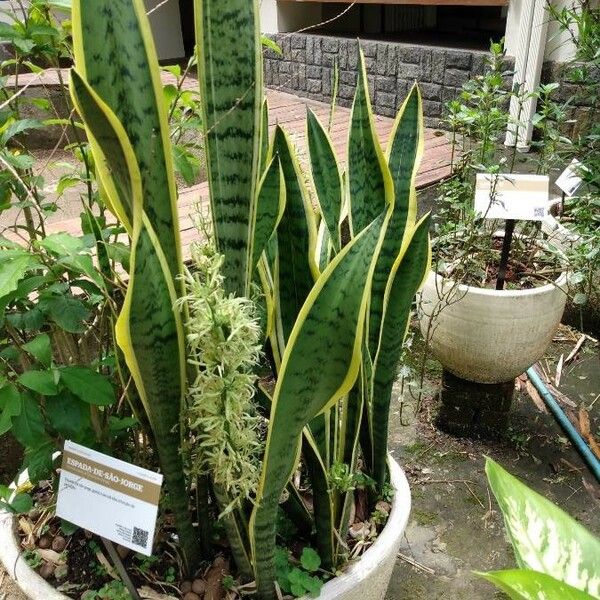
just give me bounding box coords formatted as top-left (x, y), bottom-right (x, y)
top-left (71, 0), bottom-right (429, 595)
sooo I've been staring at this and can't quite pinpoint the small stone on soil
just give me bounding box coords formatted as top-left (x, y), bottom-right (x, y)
top-left (39, 562), bottom-right (55, 579)
top-left (51, 536), bottom-right (66, 552)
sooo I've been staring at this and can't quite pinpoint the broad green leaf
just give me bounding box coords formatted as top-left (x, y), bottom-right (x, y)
top-left (251, 157), bottom-right (285, 269)
top-left (251, 211), bottom-right (389, 599)
top-left (172, 145), bottom-right (199, 186)
top-left (348, 49), bottom-right (390, 237)
top-left (195, 0), bottom-right (262, 296)
top-left (7, 493), bottom-right (33, 514)
top-left (273, 126), bottom-right (318, 343)
top-left (39, 294), bottom-right (90, 333)
top-left (11, 394), bottom-right (45, 447)
top-left (46, 391), bottom-right (91, 438)
top-left (22, 334), bottom-right (52, 367)
top-left (0, 118), bottom-right (43, 145)
top-left (307, 108), bottom-right (343, 251)
top-left (0, 254), bottom-right (38, 299)
top-left (486, 458), bottom-right (600, 597)
top-left (0, 384), bottom-right (22, 436)
top-left (59, 366), bottom-right (115, 406)
top-left (18, 370), bottom-right (58, 396)
top-left (479, 570), bottom-right (597, 600)
top-left (37, 232), bottom-right (85, 255)
top-left (23, 440), bottom-right (55, 483)
top-left (370, 215), bottom-right (431, 486)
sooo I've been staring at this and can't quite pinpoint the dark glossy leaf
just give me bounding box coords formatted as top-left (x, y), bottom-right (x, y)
top-left (22, 334), bottom-right (52, 367)
top-left (0, 384), bottom-right (22, 436)
top-left (59, 366), bottom-right (115, 406)
top-left (18, 369), bottom-right (58, 396)
top-left (11, 394), bottom-right (45, 447)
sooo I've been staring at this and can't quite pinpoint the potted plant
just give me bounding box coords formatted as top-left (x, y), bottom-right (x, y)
top-left (0, 0), bottom-right (430, 598)
top-left (417, 42), bottom-right (568, 385)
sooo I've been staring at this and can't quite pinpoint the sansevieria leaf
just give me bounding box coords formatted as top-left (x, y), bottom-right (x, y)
top-left (72, 0), bottom-right (182, 279)
top-left (348, 48), bottom-right (391, 237)
top-left (195, 0), bottom-right (262, 296)
top-left (251, 211), bottom-right (389, 599)
top-left (273, 126), bottom-right (318, 344)
top-left (368, 85), bottom-right (423, 359)
top-left (485, 458), bottom-right (600, 598)
top-left (251, 157), bottom-right (286, 269)
top-left (71, 0), bottom-right (199, 572)
top-left (370, 215), bottom-right (431, 487)
top-left (307, 108), bottom-right (343, 251)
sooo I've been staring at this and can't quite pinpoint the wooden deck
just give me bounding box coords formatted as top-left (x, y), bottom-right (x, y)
top-left (6, 71), bottom-right (453, 255)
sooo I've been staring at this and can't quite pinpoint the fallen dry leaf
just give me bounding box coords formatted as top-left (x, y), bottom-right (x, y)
top-left (37, 548), bottom-right (66, 566)
top-left (525, 379), bottom-right (548, 414)
top-left (137, 586), bottom-right (178, 600)
top-left (579, 408), bottom-right (591, 438)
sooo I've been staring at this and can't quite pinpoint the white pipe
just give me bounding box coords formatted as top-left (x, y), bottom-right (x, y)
top-left (505, 0), bottom-right (549, 151)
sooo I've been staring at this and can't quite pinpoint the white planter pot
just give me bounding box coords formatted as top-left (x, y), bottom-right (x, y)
top-left (418, 271), bottom-right (568, 384)
top-left (0, 459), bottom-right (411, 600)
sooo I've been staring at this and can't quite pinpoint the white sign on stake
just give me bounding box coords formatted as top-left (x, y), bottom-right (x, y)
top-left (56, 440), bottom-right (163, 556)
top-left (474, 173), bottom-right (550, 221)
top-left (555, 159), bottom-right (584, 197)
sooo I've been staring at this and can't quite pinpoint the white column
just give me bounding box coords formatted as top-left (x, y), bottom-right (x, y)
top-left (504, 0), bottom-right (549, 151)
top-left (145, 0), bottom-right (185, 61)
top-left (261, 0), bottom-right (279, 34)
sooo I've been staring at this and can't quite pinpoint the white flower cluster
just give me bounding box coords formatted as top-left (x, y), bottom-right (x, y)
top-left (180, 244), bottom-right (263, 514)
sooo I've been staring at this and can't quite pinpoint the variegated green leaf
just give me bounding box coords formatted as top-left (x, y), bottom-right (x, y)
top-left (370, 215), bottom-right (431, 486)
top-left (386, 84), bottom-right (423, 235)
top-left (72, 0), bottom-right (199, 571)
top-left (367, 85), bottom-right (423, 359)
top-left (252, 157), bottom-right (285, 269)
top-left (479, 570), bottom-right (597, 600)
top-left (72, 0), bottom-right (182, 279)
top-left (195, 0), bottom-right (262, 296)
top-left (273, 125), bottom-right (318, 343)
top-left (486, 458), bottom-right (600, 597)
top-left (348, 48), bottom-right (391, 237)
top-left (116, 216), bottom-right (198, 571)
top-left (251, 212), bottom-right (389, 599)
top-left (307, 108), bottom-right (343, 251)
top-left (303, 434), bottom-right (334, 570)
top-left (69, 70), bottom-right (139, 233)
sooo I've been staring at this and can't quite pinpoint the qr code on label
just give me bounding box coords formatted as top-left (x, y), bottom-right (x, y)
top-left (132, 526), bottom-right (149, 548)
top-left (534, 207), bottom-right (546, 218)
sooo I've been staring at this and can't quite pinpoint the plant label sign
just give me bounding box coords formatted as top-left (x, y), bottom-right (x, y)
top-left (555, 159), bottom-right (584, 197)
top-left (474, 173), bottom-right (550, 221)
top-left (56, 440), bottom-right (163, 556)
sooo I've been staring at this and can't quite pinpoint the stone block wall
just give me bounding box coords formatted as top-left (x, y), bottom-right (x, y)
top-left (264, 33), bottom-right (490, 128)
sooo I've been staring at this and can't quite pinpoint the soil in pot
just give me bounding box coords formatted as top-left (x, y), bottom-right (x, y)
top-left (435, 232), bottom-right (565, 292)
top-left (10, 470), bottom-right (393, 600)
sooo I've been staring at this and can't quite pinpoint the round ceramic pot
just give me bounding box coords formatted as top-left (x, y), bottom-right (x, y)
top-left (418, 270), bottom-right (569, 384)
top-left (0, 458), bottom-right (411, 600)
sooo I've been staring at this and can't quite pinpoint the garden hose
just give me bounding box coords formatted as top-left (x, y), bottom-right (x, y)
top-left (526, 367), bottom-right (600, 483)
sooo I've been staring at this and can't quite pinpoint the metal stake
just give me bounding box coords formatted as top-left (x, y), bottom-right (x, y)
top-left (496, 219), bottom-right (516, 291)
top-left (101, 537), bottom-right (142, 600)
